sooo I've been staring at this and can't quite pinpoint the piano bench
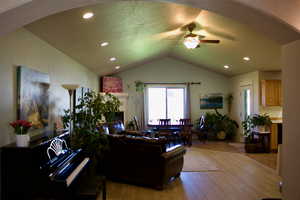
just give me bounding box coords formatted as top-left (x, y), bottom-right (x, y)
top-left (75, 175), bottom-right (106, 200)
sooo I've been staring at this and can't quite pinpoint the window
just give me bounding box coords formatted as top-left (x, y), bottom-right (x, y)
top-left (146, 85), bottom-right (186, 125)
top-left (240, 85), bottom-right (252, 122)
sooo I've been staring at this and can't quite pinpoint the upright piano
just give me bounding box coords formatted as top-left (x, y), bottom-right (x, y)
top-left (0, 132), bottom-right (90, 200)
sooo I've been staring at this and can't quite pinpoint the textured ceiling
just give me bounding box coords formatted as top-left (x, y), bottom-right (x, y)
top-left (25, 1), bottom-right (290, 76)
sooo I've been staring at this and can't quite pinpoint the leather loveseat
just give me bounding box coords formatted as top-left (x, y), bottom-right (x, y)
top-left (104, 134), bottom-right (186, 189)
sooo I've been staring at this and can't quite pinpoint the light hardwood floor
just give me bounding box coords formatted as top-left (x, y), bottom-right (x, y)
top-left (103, 147), bottom-right (282, 200)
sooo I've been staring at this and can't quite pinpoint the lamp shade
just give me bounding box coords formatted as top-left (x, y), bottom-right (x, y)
top-left (62, 84), bottom-right (80, 90)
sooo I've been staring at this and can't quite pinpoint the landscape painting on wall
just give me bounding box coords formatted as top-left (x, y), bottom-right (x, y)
top-left (200, 93), bottom-right (223, 109)
top-left (17, 66), bottom-right (50, 132)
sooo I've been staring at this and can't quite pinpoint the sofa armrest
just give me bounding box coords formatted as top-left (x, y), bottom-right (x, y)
top-left (162, 145), bottom-right (186, 160)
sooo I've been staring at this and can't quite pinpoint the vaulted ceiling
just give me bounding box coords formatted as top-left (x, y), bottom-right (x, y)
top-left (24, 1), bottom-right (300, 76)
top-left (0, 0), bottom-right (32, 14)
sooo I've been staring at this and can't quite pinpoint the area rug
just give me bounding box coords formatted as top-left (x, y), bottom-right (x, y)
top-left (182, 148), bottom-right (219, 172)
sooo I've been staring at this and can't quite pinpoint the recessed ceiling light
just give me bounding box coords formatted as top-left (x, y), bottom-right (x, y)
top-left (100, 42), bottom-right (109, 47)
top-left (224, 65), bottom-right (230, 69)
top-left (82, 12), bottom-right (94, 19)
top-left (115, 66), bottom-right (120, 70)
top-left (243, 57), bottom-right (250, 61)
top-left (110, 57), bottom-right (116, 62)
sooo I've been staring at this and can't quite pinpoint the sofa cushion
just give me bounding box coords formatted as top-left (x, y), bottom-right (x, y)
top-left (108, 134), bottom-right (167, 153)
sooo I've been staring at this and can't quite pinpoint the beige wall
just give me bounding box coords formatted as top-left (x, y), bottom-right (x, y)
top-left (0, 28), bottom-right (98, 147)
top-left (281, 40), bottom-right (300, 200)
top-left (115, 57), bottom-right (230, 125)
top-left (230, 71), bottom-right (260, 141)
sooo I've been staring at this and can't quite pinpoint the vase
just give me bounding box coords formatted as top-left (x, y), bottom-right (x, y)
top-left (16, 134), bottom-right (30, 147)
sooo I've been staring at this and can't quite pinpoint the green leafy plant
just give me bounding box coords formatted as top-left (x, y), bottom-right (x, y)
top-left (242, 114), bottom-right (272, 136)
top-left (196, 109), bottom-right (239, 140)
top-left (102, 93), bottom-right (121, 122)
top-left (135, 81), bottom-right (145, 92)
top-left (251, 114), bottom-right (272, 126)
top-left (242, 114), bottom-right (271, 144)
top-left (62, 91), bottom-right (120, 158)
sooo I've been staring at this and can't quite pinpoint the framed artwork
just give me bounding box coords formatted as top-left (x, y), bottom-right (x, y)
top-left (17, 66), bottom-right (50, 131)
top-left (101, 76), bottom-right (123, 93)
top-left (200, 93), bottom-right (223, 109)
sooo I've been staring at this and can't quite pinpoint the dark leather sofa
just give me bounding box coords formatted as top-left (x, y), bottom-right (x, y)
top-left (104, 134), bottom-right (186, 189)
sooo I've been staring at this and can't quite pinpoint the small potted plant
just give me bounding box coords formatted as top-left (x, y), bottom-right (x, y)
top-left (251, 114), bottom-right (272, 132)
top-left (242, 114), bottom-right (271, 153)
top-left (10, 120), bottom-right (32, 147)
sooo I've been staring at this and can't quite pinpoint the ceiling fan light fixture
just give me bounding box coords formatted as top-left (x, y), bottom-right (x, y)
top-left (183, 35), bottom-right (199, 49)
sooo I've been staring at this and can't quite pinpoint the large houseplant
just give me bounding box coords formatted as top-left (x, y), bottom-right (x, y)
top-left (196, 109), bottom-right (239, 140)
top-left (62, 91), bottom-right (121, 159)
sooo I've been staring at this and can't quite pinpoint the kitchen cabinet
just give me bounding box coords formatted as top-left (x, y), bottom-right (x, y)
top-left (261, 80), bottom-right (282, 106)
top-left (270, 124), bottom-right (278, 151)
top-left (270, 120), bottom-right (282, 152)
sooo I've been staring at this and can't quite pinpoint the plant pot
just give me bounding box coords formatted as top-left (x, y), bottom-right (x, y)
top-left (245, 143), bottom-right (264, 153)
top-left (16, 134), bottom-right (30, 147)
top-left (254, 125), bottom-right (269, 132)
top-left (216, 131), bottom-right (226, 140)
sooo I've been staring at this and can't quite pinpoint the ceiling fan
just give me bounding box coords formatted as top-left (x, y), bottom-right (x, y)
top-left (183, 22), bottom-right (220, 49)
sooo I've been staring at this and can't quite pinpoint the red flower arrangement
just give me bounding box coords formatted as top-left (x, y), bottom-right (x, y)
top-left (9, 120), bottom-right (32, 135)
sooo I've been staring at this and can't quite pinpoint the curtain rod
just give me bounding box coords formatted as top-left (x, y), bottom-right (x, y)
top-left (143, 82), bottom-right (201, 85)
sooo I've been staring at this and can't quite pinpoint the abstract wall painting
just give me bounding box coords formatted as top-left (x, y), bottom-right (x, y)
top-left (101, 76), bottom-right (123, 93)
top-left (200, 93), bottom-right (223, 109)
top-left (17, 66), bottom-right (50, 131)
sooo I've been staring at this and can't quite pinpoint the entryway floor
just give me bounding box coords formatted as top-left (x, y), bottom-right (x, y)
top-left (192, 140), bottom-right (277, 170)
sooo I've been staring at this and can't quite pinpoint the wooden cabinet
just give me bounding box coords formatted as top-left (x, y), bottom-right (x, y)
top-left (270, 124), bottom-right (278, 151)
top-left (261, 80), bottom-right (282, 106)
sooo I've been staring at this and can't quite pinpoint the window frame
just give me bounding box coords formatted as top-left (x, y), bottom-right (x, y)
top-left (144, 84), bottom-right (187, 126)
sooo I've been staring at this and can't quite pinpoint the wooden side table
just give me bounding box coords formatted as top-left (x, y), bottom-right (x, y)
top-left (253, 131), bottom-right (271, 153)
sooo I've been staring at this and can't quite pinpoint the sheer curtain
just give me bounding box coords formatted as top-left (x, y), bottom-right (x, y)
top-left (185, 83), bottom-right (191, 119)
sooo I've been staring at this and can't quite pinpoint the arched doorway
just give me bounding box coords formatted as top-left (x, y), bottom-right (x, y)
top-left (1, 1), bottom-right (300, 199)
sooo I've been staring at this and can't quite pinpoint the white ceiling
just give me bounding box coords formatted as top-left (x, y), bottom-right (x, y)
top-left (24, 1), bottom-right (299, 76)
top-left (0, 0), bottom-right (31, 14)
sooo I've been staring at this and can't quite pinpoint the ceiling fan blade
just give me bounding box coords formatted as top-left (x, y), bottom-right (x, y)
top-left (200, 40), bottom-right (220, 44)
top-left (201, 25), bottom-right (235, 41)
top-left (152, 28), bottom-right (184, 40)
